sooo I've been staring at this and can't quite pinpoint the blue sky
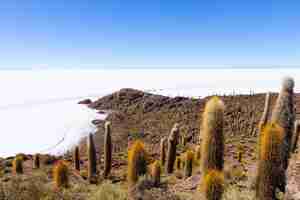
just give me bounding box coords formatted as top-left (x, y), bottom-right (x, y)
top-left (0, 0), bottom-right (300, 69)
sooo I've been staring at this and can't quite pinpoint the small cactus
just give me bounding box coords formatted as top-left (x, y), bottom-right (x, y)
top-left (87, 133), bottom-right (97, 183)
top-left (160, 137), bottom-right (167, 166)
top-left (127, 140), bottom-right (148, 185)
top-left (184, 150), bottom-right (194, 177)
top-left (151, 160), bottom-right (161, 187)
top-left (53, 160), bottom-right (69, 188)
top-left (256, 123), bottom-right (285, 199)
top-left (33, 154), bottom-right (40, 169)
top-left (271, 77), bottom-right (295, 169)
top-left (175, 156), bottom-right (181, 171)
top-left (200, 169), bottom-right (224, 200)
top-left (103, 121), bottom-right (112, 178)
top-left (73, 146), bottom-right (80, 171)
top-left (201, 97), bottom-right (225, 176)
top-left (291, 120), bottom-right (300, 153)
top-left (13, 156), bottom-right (23, 174)
top-left (166, 123), bottom-right (180, 174)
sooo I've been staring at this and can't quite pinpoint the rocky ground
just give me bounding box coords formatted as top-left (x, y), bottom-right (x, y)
top-left (0, 88), bottom-right (299, 199)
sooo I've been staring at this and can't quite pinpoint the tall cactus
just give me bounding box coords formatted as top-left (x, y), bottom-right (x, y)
top-left (166, 123), bottom-right (180, 174)
top-left (103, 121), bottom-right (112, 178)
top-left (87, 133), bottom-right (97, 183)
top-left (33, 154), bottom-right (40, 169)
top-left (200, 97), bottom-right (225, 176)
top-left (175, 156), bottom-right (181, 171)
top-left (127, 140), bottom-right (147, 186)
top-left (160, 137), bottom-right (167, 166)
top-left (74, 146), bottom-right (80, 171)
top-left (256, 123), bottom-right (285, 199)
top-left (184, 150), bottom-right (194, 177)
top-left (271, 77), bottom-right (295, 169)
top-left (291, 120), bottom-right (300, 153)
top-left (258, 92), bottom-right (271, 132)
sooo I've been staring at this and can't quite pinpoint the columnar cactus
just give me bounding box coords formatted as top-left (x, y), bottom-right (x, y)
top-left (166, 123), bottom-right (180, 174)
top-left (160, 137), bottom-right (167, 166)
top-left (87, 133), bottom-right (97, 183)
top-left (53, 160), bottom-right (69, 188)
top-left (256, 123), bottom-right (285, 199)
top-left (103, 121), bottom-right (112, 178)
top-left (195, 145), bottom-right (201, 160)
top-left (200, 97), bottom-right (225, 176)
top-left (151, 160), bottom-right (161, 187)
top-left (200, 169), bottom-right (224, 200)
top-left (184, 150), bottom-right (194, 177)
top-left (74, 146), bottom-right (80, 171)
top-left (13, 156), bottom-right (23, 174)
top-left (258, 92), bottom-right (271, 132)
top-left (33, 154), bottom-right (40, 169)
top-left (291, 120), bottom-right (300, 153)
top-left (127, 140), bottom-right (147, 185)
top-left (270, 77), bottom-right (295, 169)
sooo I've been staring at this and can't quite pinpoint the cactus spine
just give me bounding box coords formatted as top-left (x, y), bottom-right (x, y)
top-left (74, 146), bottom-right (80, 171)
top-left (291, 120), bottom-right (300, 153)
top-left (270, 77), bottom-right (295, 169)
top-left (103, 121), bottom-right (112, 178)
top-left (128, 140), bottom-right (147, 185)
top-left (184, 150), bottom-right (194, 177)
top-left (256, 123), bottom-right (285, 200)
top-left (13, 156), bottom-right (23, 174)
top-left (166, 123), bottom-right (179, 174)
top-left (200, 170), bottom-right (224, 200)
top-left (160, 137), bottom-right (167, 166)
top-left (151, 160), bottom-right (161, 187)
top-left (33, 154), bottom-right (40, 169)
top-left (53, 161), bottom-right (69, 188)
top-left (200, 97), bottom-right (225, 176)
top-left (87, 133), bottom-right (97, 183)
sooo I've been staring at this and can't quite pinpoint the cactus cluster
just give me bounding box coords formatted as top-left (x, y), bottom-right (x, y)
top-left (127, 140), bottom-right (148, 185)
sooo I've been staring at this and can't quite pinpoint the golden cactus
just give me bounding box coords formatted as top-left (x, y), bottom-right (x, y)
top-left (103, 121), bottom-right (112, 178)
top-left (200, 97), bottom-right (224, 176)
top-left (256, 123), bottom-right (285, 199)
top-left (271, 77), bottom-right (295, 169)
top-left (166, 123), bottom-right (180, 174)
top-left (200, 169), bottom-right (224, 200)
top-left (74, 146), bottom-right (80, 171)
top-left (127, 140), bottom-right (147, 185)
top-left (151, 160), bottom-right (161, 187)
top-left (184, 150), bottom-right (194, 177)
top-left (53, 160), bottom-right (69, 188)
top-left (13, 155), bottom-right (23, 174)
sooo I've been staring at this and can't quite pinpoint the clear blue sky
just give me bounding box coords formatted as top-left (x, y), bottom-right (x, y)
top-left (1, 0), bottom-right (300, 69)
